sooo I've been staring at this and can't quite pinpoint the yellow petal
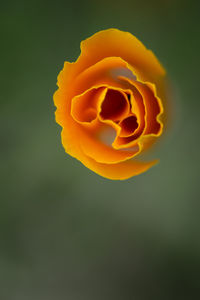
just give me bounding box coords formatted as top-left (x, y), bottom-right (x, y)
top-left (77, 28), bottom-right (165, 83)
top-left (71, 87), bottom-right (107, 124)
top-left (81, 151), bottom-right (158, 180)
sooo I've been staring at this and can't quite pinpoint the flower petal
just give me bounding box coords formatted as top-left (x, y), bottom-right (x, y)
top-left (119, 77), bottom-right (163, 135)
top-left (81, 150), bottom-right (158, 180)
top-left (119, 115), bottom-right (139, 137)
top-left (112, 81), bottom-right (145, 149)
top-left (72, 56), bottom-right (134, 97)
top-left (71, 87), bottom-right (107, 124)
top-left (79, 129), bottom-right (140, 164)
top-left (77, 28), bottom-right (165, 83)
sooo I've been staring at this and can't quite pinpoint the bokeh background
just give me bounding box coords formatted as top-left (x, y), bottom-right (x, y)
top-left (1, 0), bottom-right (200, 299)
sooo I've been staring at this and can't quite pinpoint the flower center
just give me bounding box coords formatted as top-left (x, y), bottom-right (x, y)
top-left (99, 89), bottom-right (129, 122)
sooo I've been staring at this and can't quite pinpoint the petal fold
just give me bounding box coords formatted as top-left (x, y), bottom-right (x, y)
top-left (81, 152), bottom-right (158, 180)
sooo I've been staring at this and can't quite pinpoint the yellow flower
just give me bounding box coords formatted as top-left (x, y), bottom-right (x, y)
top-left (54, 29), bottom-right (166, 180)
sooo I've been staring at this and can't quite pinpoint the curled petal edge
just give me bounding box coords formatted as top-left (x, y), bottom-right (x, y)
top-left (61, 127), bottom-right (158, 180)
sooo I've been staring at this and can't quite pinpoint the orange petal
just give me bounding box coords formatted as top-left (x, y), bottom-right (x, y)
top-left (79, 130), bottom-right (140, 164)
top-left (133, 81), bottom-right (162, 135)
top-left (61, 126), bottom-right (157, 180)
top-left (113, 78), bottom-right (164, 152)
top-left (119, 76), bottom-right (163, 135)
top-left (71, 87), bottom-right (107, 124)
top-left (72, 56), bottom-right (135, 97)
top-left (112, 81), bottom-right (145, 149)
top-left (119, 115), bottom-right (138, 137)
top-left (73, 29), bottom-right (165, 84)
top-left (60, 119), bottom-right (139, 163)
top-left (81, 150), bottom-right (158, 180)
top-left (128, 84), bottom-right (145, 134)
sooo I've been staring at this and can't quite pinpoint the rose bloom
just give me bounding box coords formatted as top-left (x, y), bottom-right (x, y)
top-left (53, 28), bottom-right (167, 180)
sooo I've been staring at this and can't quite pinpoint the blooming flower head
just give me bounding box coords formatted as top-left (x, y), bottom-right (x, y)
top-left (53, 28), bottom-right (166, 180)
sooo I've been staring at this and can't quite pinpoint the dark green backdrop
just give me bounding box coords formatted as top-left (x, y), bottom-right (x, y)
top-left (1, 0), bottom-right (200, 299)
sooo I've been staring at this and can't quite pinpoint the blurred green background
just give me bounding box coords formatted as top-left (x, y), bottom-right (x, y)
top-left (1, 0), bottom-right (200, 299)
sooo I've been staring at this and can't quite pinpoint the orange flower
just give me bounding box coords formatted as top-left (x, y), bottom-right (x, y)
top-left (53, 29), bottom-right (166, 180)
